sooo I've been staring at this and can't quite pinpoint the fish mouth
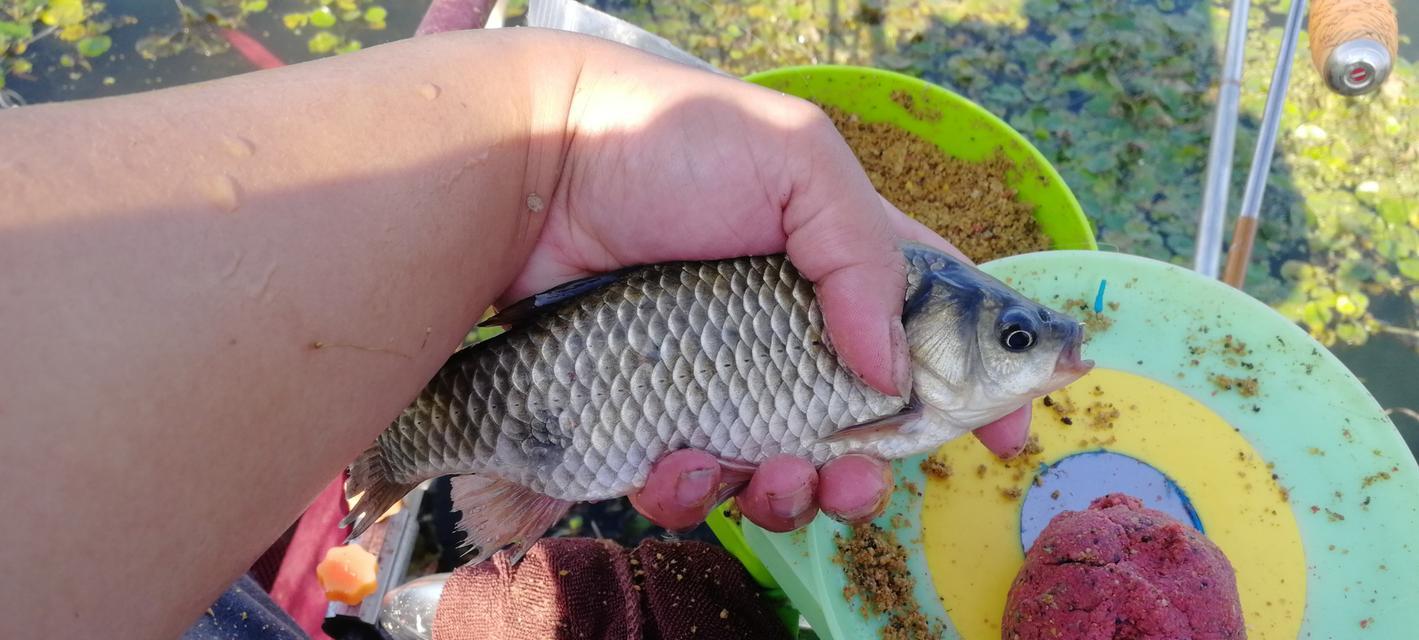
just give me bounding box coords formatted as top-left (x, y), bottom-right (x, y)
top-left (1044, 329), bottom-right (1093, 390)
top-left (1056, 337), bottom-right (1093, 376)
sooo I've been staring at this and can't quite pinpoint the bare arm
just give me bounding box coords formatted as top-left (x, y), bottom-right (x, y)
top-left (0, 26), bottom-right (1031, 637)
top-left (0, 29), bottom-right (571, 637)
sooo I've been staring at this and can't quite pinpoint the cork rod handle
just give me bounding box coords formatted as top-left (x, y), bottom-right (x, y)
top-left (1308, 0), bottom-right (1400, 93)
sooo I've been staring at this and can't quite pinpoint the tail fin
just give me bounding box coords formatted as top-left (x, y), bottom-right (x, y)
top-left (339, 443), bottom-right (416, 541)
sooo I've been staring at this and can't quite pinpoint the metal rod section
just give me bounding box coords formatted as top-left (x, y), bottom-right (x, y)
top-left (1193, 0), bottom-right (1252, 277)
top-left (1222, 0), bottom-right (1308, 287)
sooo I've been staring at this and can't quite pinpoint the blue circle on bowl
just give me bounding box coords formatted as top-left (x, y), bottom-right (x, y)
top-left (1019, 450), bottom-right (1203, 551)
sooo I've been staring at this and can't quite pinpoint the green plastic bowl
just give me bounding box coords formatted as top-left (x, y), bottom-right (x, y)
top-left (745, 64), bottom-right (1096, 253)
top-left (702, 65), bottom-right (1096, 635)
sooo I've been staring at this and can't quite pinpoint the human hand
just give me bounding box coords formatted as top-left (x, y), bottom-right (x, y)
top-left (502, 33), bottom-right (1033, 533)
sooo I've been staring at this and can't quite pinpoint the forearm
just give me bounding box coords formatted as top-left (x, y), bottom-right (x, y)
top-left (0, 28), bottom-right (580, 637)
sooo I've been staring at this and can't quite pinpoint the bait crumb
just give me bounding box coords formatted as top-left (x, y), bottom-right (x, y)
top-left (822, 104), bottom-right (1049, 263)
top-left (1044, 389), bottom-right (1078, 424)
top-left (1063, 298), bottom-right (1113, 337)
top-left (1210, 374), bottom-right (1259, 397)
top-left (1050, 490), bottom-right (1061, 500)
top-left (1361, 617), bottom-right (1375, 629)
top-left (1084, 401), bottom-right (1120, 429)
top-left (1222, 334), bottom-right (1250, 356)
top-left (919, 456), bottom-right (953, 479)
top-left (889, 89), bottom-right (942, 121)
top-left (558, 569), bottom-right (569, 577)
top-left (1362, 471), bottom-right (1392, 488)
top-left (721, 501), bottom-right (742, 524)
top-left (976, 464), bottom-right (988, 478)
top-left (240, 612), bottom-right (248, 621)
top-left (719, 609), bottom-right (728, 619)
top-left (1001, 487), bottom-right (1023, 500)
top-left (834, 523), bottom-right (943, 640)
top-left (526, 193), bottom-right (545, 213)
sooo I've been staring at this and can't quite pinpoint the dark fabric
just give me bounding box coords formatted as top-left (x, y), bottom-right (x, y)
top-left (432, 538), bottom-right (790, 640)
top-left (183, 575), bottom-right (308, 640)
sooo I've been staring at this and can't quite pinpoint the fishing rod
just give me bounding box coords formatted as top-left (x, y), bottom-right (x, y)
top-left (1194, 0), bottom-right (1401, 288)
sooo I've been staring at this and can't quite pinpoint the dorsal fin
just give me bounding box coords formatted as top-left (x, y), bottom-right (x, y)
top-left (479, 270), bottom-right (628, 328)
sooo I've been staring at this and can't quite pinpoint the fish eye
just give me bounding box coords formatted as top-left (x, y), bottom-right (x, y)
top-left (998, 308), bottom-right (1038, 353)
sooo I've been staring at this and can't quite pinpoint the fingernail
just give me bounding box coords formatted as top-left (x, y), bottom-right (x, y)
top-left (674, 468), bottom-right (716, 508)
top-left (767, 483), bottom-right (814, 519)
top-left (832, 490), bottom-right (891, 523)
top-left (831, 462), bottom-right (895, 523)
top-left (890, 321), bottom-right (912, 398)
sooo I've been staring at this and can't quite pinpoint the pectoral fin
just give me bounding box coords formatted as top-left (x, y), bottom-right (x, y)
top-left (449, 475), bottom-right (574, 565)
top-left (816, 401), bottom-right (923, 445)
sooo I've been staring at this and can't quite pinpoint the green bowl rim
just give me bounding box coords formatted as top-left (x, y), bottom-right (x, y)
top-left (742, 64), bottom-right (1096, 251)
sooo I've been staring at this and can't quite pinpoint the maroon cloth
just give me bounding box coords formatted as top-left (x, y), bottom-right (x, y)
top-left (416, 0), bottom-right (497, 35)
top-left (247, 522), bottom-right (297, 592)
top-left (433, 538), bottom-right (790, 640)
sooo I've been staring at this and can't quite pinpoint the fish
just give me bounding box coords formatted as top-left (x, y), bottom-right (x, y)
top-left (340, 244), bottom-right (1092, 563)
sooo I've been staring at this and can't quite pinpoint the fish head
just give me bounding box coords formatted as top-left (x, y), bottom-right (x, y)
top-left (902, 245), bottom-right (1093, 428)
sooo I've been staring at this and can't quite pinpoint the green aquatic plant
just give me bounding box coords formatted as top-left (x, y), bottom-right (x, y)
top-left (280, 0), bottom-right (387, 56)
top-left (134, 0), bottom-right (274, 62)
top-left (1, 0), bottom-right (124, 91)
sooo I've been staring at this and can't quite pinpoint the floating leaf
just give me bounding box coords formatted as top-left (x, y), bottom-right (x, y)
top-left (241, 0), bottom-right (268, 13)
top-left (1378, 197), bottom-right (1409, 226)
top-left (307, 30), bottom-right (339, 54)
top-left (76, 34), bottom-right (111, 57)
top-left (0, 20), bottom-right (33, 40)
top-left (336, 0), bottom-right (357, 9)
top-left (59, 53), bottom-right (75, 67)
top-left (10, 58), bottom-right (33, 75)
top-left (58, 23), bottom-right (86, 41)
top-left (283, 12), bottom-right (308, 30)
top-left (41, 0), bottom-right (86, 27)
top-left (309, 7), bottom-right (336, 28)
top-left (335, 39), bottom-right (362, 54)
top-left (1399, 259), bottom-right (1419, 281)
top-left (363, 6), bottom-right (387, 23)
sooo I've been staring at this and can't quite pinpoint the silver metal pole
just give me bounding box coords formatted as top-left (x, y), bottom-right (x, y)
top-left (1238, 0), bottom-right (1307, 223)
top-left (1193, 0), bottom-right (1252, 277)
top-left (1222, 0), bottom-right (1309, 286)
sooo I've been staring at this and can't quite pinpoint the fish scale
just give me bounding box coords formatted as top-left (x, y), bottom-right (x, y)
top-left (341, 245), bottom-right (1091, 561)
top-left (376, 255), bottom-right (900, 504)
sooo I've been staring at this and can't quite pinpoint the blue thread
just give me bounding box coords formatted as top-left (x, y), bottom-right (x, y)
top-left (1093, 279), bottom-right (1107, 313)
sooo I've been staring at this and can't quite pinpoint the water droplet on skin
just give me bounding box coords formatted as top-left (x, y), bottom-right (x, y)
top-left (418, 83), bottom-right (441, 101)
top-left (222, 135), bottom-right (255, 158)
top-left (204, 174), bottom-right (242, 213)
